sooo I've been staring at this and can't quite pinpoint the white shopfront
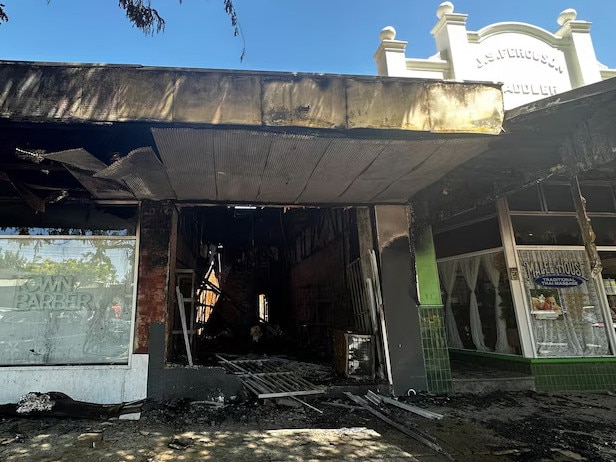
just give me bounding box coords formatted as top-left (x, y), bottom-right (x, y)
top-left (376, 3), bottom-right (616, 361)
top-left (374, 2), bottom-right (616, 110)
top-left (432, 185), bottom-right (616, 360)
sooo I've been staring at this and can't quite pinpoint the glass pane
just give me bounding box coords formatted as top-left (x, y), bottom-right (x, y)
top-left (507, 186), bottom-right (542, 211)
top-left (433, 203), bottom-right (496, 230)
top-left (447, 252), bottom-right (521, 355)
top-left (542, 184), bottom-right (574, 212)
top-left (434, 217), bottom-right (501, 259)
top-left (590, 217), bottom-right (616, 246)
top-left (581, 185), bottom-right (616, 213)
top-left (0, 238), bottom-right (136, 365)
top-left (600, 251), bottom-right (616, 326)
top-left (511, 216), bottom-right (582, 246)
top-left (518, 249), bottom-right (610, 357)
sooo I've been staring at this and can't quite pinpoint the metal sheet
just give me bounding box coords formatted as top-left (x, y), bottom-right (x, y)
top-left (65, 166), bottom-right (134, 199)
top-left (217, 356), bottom-right (325, 399)
top-left (152, 127), bottom-right (218, 201)
top-left (42, 148), bottom-right (133, 200)
top-left (95, 147), bottom-right (176, 200)
top-left (337, 140), bottom-right (443, 203)
top-left (44, 148), bottom-right (109, 172)
top-left (296, 139), bottom-right (381, 203)
top-left (256, 134), bottom-right (330, 203)
top-left (212, 130), bottom-right (272, 202)
top-left (152, 127), bottom-right (492, 205)
top-left (374, 138), bottom-right (489, 202)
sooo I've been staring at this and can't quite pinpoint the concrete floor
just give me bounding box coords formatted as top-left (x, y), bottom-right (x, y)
top-left (2, 390), bottom-right (616, 461)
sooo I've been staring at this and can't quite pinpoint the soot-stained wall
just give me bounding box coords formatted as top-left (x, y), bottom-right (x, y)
top-left (135, 200), bottom-right (176, 354)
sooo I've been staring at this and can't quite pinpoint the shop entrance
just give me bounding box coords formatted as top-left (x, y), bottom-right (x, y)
top-left (168, 205), bottom-right (379, 385)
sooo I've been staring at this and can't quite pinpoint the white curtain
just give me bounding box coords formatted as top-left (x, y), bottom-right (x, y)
top-left (481, 253), bottom-right (513, 354)
top-left (459, 255), bottom-right (491, 351)
top-left (438, 260), bottom-right (464, 349)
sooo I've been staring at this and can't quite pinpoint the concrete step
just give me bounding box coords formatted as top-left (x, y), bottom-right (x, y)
top-left (452, 376), bottom-right (536, 393)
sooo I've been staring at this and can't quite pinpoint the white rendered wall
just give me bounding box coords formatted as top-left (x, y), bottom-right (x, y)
top-left (375, 3), bottom-right (615, 110)
top-left (0, 354), bottom-right (148, 404)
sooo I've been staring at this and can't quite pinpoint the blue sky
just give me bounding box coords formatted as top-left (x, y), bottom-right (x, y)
top-left (0, 1), bottom-right (613, 75)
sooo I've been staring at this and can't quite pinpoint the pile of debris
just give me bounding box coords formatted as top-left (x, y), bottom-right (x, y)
top-left (0, 392), bottom-right (145, 420)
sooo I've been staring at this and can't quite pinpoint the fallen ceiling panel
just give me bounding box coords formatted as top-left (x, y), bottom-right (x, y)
top-left (44, 148), bottom-right (109, 171)
top-left (65, 167), bottom-right (135, 200)
top-left (44, 148), bottom-right (134, 200)
top-left (95, 147), bottom-right (176, 200)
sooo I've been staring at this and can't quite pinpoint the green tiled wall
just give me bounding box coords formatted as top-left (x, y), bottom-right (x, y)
top-left (419, 305), bottom-right (452, 393)
top-left (449, 350), bottom-right (532, 375)
top-left (532, 359), bottom-right (616, 391)
top-left (449, 350), bottom-right (616, 391)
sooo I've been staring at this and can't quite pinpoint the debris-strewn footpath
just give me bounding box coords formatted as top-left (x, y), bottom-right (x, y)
top-left (1, 390), bottom-right (616, 461)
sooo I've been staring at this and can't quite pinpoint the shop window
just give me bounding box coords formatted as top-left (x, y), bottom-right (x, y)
top-left (439, 251), bottom-right (520, 355)
top-left (508, 183), bottom-right (615, 214)
top-left (434, 217), bottom-right (501, 259)
top-left (0, 203), bottom-right (137, 366)
top-left (581, 185), bottom-right (616, 213)
top-left (518, 248), bottom-right (610, 357)
top-left (507, 185), bottom-right (542, 211)
top-left (542, 184), bottom-right (575, 212)
top-left (434, 203), bottom-right (497, 230)
top-left (0, 237), bottom-right (136, 366)
top-left (511, 216), bottom-right (582, 246)
top-left (600, 251), bottom-right (616, 327)
top-left (590, 217), bottom-right (616, 246)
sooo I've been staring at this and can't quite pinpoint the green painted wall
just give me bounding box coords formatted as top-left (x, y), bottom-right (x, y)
top-left (415, 225), bottom-right (442, 306)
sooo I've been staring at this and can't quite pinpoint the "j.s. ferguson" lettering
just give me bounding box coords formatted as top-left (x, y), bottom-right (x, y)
top-left (476, 48), bottom-right (564, 73)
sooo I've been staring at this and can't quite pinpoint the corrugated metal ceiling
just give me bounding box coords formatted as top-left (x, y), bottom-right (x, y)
top-left (151, 127), bottom-right (490, 205)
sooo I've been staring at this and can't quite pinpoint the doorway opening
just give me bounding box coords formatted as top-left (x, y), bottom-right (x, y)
top-left (169, 205), bottom-right (380, 383)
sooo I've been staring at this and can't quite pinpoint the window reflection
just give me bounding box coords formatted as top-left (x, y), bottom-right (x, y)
top-left (0, 238), bottom-right (136, 366)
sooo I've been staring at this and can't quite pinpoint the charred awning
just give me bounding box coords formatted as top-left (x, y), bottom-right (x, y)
top-left (417, 77), bottom-right (616, 221)
top-left (0, 61), bottom-right (504, 206)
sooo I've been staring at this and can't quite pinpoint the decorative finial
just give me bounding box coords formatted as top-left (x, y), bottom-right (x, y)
top-left (380, 26), bottom-right (396, 41)
top-left (436, 2), bottom-right (454, 19)
top-left (557, 8), bottom-right (577, 26)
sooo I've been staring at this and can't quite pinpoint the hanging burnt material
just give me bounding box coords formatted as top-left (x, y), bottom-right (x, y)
top-left (42, 148), bottom-right (134, 200)
top-left (94, 147), bottom-right (176, 200)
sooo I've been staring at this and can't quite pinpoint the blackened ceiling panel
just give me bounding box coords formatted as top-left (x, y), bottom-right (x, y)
top-left (336, 140), bottom-right (444, 203)
top-left (44, 148), bottom-right (134, 200)
top-left (152, 127), bottom-right (217, 201)
top-left (94, 147), bottom-right (176, 200)
top-left (256, 134), bottom-right (330, 203)
top-left (212, 130), bottom-right (273, 202)
top-left (44, 148), bottom-right (109, 171)
top-left (373, 138), bottom-right (491, 203)
top-left (65, 166), bottom-right (135, 200)
top-left (295, 139), bottom-right (381, 203)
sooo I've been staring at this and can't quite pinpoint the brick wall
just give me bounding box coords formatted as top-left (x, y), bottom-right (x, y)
top-left (135, 200), bottom-right (175, 354)
top-left (289, 237), bottom-right (350, 348)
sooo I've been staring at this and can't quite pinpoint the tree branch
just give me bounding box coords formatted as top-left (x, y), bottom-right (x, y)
top-left (0, 4), bottom-right (8, 24)
top-left (118, 0), bottom-right (165, 35)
